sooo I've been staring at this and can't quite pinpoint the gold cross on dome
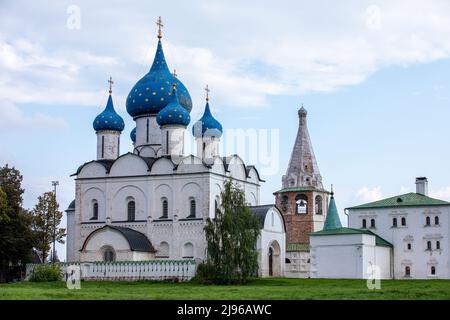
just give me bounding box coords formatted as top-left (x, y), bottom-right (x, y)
top-left (156, 16), bottom-right (163, 39)
top-left (108, 77), bottom-right (114, 94)
top-left (205, 84), bottom-right (210, 101)
top-left (172, 69), bottom-right (177, 90)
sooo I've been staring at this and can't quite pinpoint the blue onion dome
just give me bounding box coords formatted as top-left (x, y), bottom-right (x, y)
top-left (157, 83), bottom-right (190, 127)
top-left (93, 89), bottom-right (125, 132)
top-left (192, 93), bottom-right (223, 138)
top-left (126, 39), bottom-right (192, 118)
top-left (130, 127), bottom-right (136, 142)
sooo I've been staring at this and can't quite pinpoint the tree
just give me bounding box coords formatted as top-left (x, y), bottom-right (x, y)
top-left (202, 179), bottom-right (260, 284)
top-left (31, 191), bottom-right (66, 263)
top-left (0, 165), bottom-right (35, 267)
top-left (0, 187), bottom-right (8, 223)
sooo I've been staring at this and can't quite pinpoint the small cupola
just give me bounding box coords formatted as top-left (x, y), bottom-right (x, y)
top-left (93, 77), bottom-right (125, 132)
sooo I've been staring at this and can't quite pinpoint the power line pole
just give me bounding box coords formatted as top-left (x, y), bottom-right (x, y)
top-left (51, 180), bottom-right (59, 263)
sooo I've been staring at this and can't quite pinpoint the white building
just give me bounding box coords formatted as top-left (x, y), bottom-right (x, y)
top-left (65, 22), bottom-right (285, 277)
top-left (346, 177), bottom-right (450, 279)
top-left (310, 177), bottom-right (450, 279)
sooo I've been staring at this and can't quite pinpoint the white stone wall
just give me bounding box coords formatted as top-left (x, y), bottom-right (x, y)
top-left (27, 260), bottom-right (196, 281)
top-left (257, 207), bottom-right (286, 277)
top-left (66, 209), bottom-right (76, 262)
top-left (310, 233), bottom-right (392, 279)
top-left (135, 116), bottom-right (161, 147)
top-left (68, 154), bottom-right (262, 263)
top-left (196, 136), bottom-right (220, 160)
top-left (348, 205), bottom-right (450, 279)
top-left (161, 125), bottom-right (185, 156)
top-left (96, 131), bottom-right (120, 160)
top-left (285, 251), bottom-right (310, 278)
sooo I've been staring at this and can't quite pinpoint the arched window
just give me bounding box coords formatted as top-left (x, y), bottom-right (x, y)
top-left (435, 216), bottom-right (439, 225)
top-left (161, 198), bottom-right (168, 218)
top-left (91, 200), bottom-right (98, 220)
top-left (315, 196), bottom-right (323, 215)
top-left (156, 241), bottom-right (169, 258)
top-left (127, 200), bottom-right (135, 221)
top-left (401, 217), bottom-right (406, 226)
top-left (103, 247), bottom-right (115, 262)
top-left (188, 198), bottom-right (196, 218)
top-left (427, 241), bottom-right (432, 250)
top-left (405, 266), bottom-right (411, 277)
top-left (431, 266), bottom-right (436, 275)
top-left (183, 242), bottom-right (194, 258)
top-left (436, 241), bottom-right (441, 250)
top-left (295, 194), bottom-right (308, 214)
top-left (426, 216), bottom-right (431, 226)
top-left (407, 243), bottom-right (412, 250)
top-left (370, 219), bottom-right (376, 228)
top-left (362, 219), bottom-right (367, 228)
top-left (392, 218), bottom-right (397, 227)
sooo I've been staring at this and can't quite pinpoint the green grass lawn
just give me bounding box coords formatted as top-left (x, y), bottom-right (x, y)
top-left (1, 278), bottom-right (450, 300)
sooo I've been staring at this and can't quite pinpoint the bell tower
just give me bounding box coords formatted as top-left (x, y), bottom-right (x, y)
top-left (274, 105), bottom-right (330, 251)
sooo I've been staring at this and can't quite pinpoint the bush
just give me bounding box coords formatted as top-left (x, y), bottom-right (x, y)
top-left (29, 264), bottom-right (62, 282)
top-left (194, 262), bottom-right (253, 285)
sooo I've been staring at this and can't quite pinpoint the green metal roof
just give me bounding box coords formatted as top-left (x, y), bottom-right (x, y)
top-left (310, 227), bottom-right (393, 247)
top-left (346, 192), bottom-right (450, 210)
top-left (286, 243), bottom-right (310, 252)
top-left (323, 195), bottom-right (342, 230)
top-left (273, 186), bottom-right (330, 194)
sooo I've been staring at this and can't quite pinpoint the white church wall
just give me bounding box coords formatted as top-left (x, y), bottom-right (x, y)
top-left (150, 157), bottom-right (175, 175)
top-left (96, 131), bottom-right (120, 160)
top-left (109, 154), bottom-right (149, 176)
top-left (258, 207), bottom-right (286, 277)
top-left (81, 186), bottom-right (106, 221)
top-left (66, 210), bottom-right (76, 262)
top-left (111, 184), bottom-right (147, 221)
top-left (78, 162), bottom-right (108, 178)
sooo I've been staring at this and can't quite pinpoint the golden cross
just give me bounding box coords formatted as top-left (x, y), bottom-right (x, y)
top-left (172, 69), bottom-right (177, 89)
top-left (205, 84), bottom-right (210, 101)
top-left (156, 16), bottom-right (163, 39)
top-left (108, 76), bottom-right (114, 94)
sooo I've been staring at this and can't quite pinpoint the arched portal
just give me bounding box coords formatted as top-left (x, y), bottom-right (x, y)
top-left (268, 240), bottom-right (281, 277)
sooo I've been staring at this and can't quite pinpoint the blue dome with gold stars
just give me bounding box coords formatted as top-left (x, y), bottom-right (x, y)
top-left (192, 101), bottom-right (223, 138)
top-left (157, 85), bottom-right (190, 127)
top-left (93, 94), bottom-right (125, 132)
top-left (130, 127), bottom-right (136, 142)
top-left (126, 40), bottom-right (192, 118)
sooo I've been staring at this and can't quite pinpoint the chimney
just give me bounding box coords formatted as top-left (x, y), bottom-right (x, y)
top-left (415, 177), bottom-right (428, 196)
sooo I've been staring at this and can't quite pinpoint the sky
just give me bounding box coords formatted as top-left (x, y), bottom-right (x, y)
top-left (1, 0), bottom-right (450, 261)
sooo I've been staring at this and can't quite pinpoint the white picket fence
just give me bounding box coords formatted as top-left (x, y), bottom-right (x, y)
top-left (26, 260), bottom-right (197, 281)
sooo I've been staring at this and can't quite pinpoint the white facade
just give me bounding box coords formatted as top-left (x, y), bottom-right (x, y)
top-left (348, 204), bottom-right (450, 279)
top-left (310, 233), bottom-right (392, 279)
top-left (67, 153), bottom-right (263, 263)
top-left (253, 206), bottom-right (286, 277)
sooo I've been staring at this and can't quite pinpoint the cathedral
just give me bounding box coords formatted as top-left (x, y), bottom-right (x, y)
top-left (65, 19), bottom-right (285, 277)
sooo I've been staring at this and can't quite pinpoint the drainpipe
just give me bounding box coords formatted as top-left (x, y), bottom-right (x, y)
top-left (344, 209), bottom-right (349, 227)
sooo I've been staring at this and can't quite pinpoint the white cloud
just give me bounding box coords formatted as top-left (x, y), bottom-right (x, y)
top-left (430, 187), bottom-right (450, 201)
top-left (356, 186), bottom-right (383, 203)
top-left (0, 100), bottom-right (68, 131)
top-left (1, 1), bottom-right (450, 110)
